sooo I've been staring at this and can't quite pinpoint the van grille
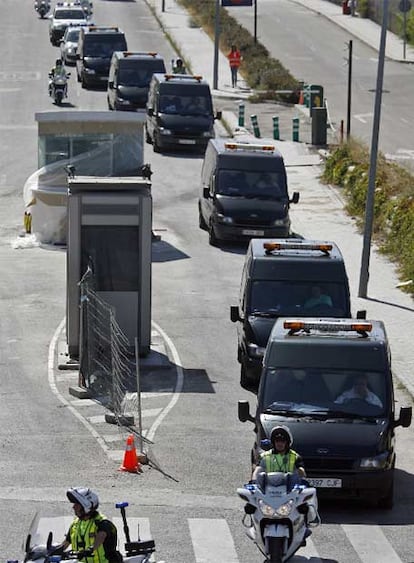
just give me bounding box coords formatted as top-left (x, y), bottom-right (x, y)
top-left (306, 457), bottom-right (355, 471)
top-left (235, 217), bottom-right (274, 227)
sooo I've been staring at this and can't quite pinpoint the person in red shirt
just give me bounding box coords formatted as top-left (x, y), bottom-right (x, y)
top-left (227, 45), bottom-right (242, 88)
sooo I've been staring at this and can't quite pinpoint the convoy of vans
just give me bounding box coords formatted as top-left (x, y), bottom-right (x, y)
top-left (48, 5), bottom-right (411, 510)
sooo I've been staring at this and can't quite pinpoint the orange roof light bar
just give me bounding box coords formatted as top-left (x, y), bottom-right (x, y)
top-left (224, 142), bottom-right (275, 152)
top-left (264, 242), bottom-right (333, 255)
top-left (283, 319), bottom-right (373, 333)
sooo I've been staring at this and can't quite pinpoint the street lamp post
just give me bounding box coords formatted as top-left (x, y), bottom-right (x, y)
top-left (358, 0), bottom-right (389, 297)
top-left (213, 0), bottom-right (220, 89)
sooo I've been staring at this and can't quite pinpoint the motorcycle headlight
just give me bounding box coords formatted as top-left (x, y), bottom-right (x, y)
top-left (247, 343), bottom-right (265, 358)
top-left (275, 499), bottom-right (295, 517)
top-left (360, 451), bottom-right (389, 469)
top-left (258, 499), bottom-right (277, 518)
top-left (216, 213), bottom-right (233, 224)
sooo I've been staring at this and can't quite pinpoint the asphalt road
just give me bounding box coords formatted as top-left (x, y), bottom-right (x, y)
top-left (2, 0), bottom-right (414, 561)
top-left (233, 0), bottom-right (414, 169)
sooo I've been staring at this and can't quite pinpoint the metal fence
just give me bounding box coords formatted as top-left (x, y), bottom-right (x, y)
top-left (79, 270), bottom-right (139, 424)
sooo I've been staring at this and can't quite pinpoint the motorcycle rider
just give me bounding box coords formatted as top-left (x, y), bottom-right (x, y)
top-left (48, 59), bottom-right (68, 96)
top-left (50, 487), bottom-right (122, 563)
top-left (251, 426), bottom-right (316, 537)
top-left (252, 425), bottom-right (306, 480)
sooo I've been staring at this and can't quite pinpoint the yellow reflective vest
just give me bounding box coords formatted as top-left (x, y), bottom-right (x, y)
top-left (260, 449), bottom-right (301, 473)
top-left (69, 513), bottom-right (110, 563)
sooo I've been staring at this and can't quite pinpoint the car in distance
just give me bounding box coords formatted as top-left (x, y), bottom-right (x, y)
top-left (49, 2), bottom-right (88, 46)
top-left (60, 24), bottom-right (86, 65)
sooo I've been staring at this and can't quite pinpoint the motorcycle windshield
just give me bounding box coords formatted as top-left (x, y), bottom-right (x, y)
top-left (23, 512), bottom-right (72, 560)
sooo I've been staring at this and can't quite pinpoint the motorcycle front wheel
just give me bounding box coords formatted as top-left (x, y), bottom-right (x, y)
top-left (55, 90), bottom-right (63, 105)
top-left (268, 537), bottom-right (284, 563)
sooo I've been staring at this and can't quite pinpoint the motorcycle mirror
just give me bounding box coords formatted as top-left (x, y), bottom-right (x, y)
top-left (47, 531), bottom-right (53, 549)
top-left (260, 439), bottom-right (272, 451)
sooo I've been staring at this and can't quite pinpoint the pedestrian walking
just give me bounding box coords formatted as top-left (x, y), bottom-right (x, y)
top-left (227, 45), bottom-right (242, 88)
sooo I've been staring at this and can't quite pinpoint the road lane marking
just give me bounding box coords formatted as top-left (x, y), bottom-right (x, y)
top-left (342, 524), bottom-right (402, 563)
top-left (188, 518), bottom-right (239, 563)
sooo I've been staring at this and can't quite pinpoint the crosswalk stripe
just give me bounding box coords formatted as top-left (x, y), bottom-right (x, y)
top-left (293, 537), bottom-right (322, 561)
top-left (188, 518), bottom-right (239, 563)
top-left (342, 524), bottom-right (402, 563)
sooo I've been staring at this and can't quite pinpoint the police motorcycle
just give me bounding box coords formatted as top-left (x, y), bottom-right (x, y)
top-left (15, 502), bottom-right (163, 563)
top-left (237, 469), bottom-right (321, 563)
top-left (34, 0), bottom-right (50, 18)
top-left (48, 69), bottom-right (70, 106)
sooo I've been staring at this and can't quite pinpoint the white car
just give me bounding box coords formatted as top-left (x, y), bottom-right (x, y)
top-left (49, 3), bottom-right (88, 46)
top-left (60, 25), bottom-right (85, 65)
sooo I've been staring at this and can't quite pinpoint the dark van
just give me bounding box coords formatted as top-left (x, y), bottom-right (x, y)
top-left (230, 239), bottom-right (353, 391)
top-left (107, 51), bottom-right (166, 111)
top-left (76, 25), bottom-right (127, 88)
top-left (239, 318), bottom-right (412, 509)
top-left (145, 73), bottom-right (221, 153)
top-left (198, 140), bottom-right (299, 247)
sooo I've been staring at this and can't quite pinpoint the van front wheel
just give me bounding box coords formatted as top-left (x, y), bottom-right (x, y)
top-left (208, 223), bottom-right (219, 246)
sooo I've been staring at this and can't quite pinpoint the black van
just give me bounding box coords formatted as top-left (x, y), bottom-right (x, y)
top-left (198, 139), bottom-right (299, 246)
top-left (239, 318), bottom-right (412, 509)
top-left (107, 51), bottom-right (166, 111)
top-left (76, 26), bottom-right (127, 88)
top-left (145, 73), bottom-right (221, 153)
top-left (230, 239), bottom-right (353, 391)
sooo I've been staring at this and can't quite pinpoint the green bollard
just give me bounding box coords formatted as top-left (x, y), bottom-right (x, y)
top-left (272, 116), bottom-right (280, 140)
top-left (250, 114), bottom-right (261, 138)
top-left (292, 117), bottom-right (300, 142)
top-left (238, 102), bottom-right (245, 127)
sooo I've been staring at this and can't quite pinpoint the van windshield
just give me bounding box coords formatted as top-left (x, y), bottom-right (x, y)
top-left (248, 281), bottom-right (348, 317)
top-left (84, 36), bottom-right (127, 57)
top-left (119, 65), bottom-right (164, 87)
top-left (217, 170), bottom-right (286, 199)
top-left (261, 368), bottom-right (387, 418)
top-left (159, 90), bottom-right (213, 116)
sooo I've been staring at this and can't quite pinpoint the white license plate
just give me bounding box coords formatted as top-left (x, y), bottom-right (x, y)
top-left (242, 229), bottom-right (265, 236)
top-left (178, 139), bottom-right (196, 145)
top-left (307, 478), bottom-right (342, 488)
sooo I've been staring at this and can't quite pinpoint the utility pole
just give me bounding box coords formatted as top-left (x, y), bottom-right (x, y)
top-left (213, 0), bottom-right (220, 89)
top-left (358, 0), bottom-right (389, 297)
top-left (346, 40), bottom-right (353, 140)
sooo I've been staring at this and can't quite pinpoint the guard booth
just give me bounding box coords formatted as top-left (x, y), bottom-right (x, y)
top-left (66, 176), bottom-right (152, 359)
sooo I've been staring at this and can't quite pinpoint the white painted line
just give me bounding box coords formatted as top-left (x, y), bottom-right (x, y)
top-left (188, 518), bottom-right (238, 563)
top-left (292, 537), bottom-right (322, 561)
top-left (146, 321), bottom-right (184, 443)
top-left (70, 398), bottom-right (97, 407)
top-left (342, 524), bottom-right (402, 563)
top-left (114, 517), bottom-right (152, 546)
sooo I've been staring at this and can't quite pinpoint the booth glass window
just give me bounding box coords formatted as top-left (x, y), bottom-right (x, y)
top-left (81, 225), bottom-right (139, 291)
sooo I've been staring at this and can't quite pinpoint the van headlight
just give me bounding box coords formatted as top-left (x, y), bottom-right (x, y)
top-left (272, 218), bottom-right (288, 226)
top-left (247, 343), bottom-right (265, 358)
top-left (159, 128), bottom-right (172, 135)
top-left (216, 213), bottom-right (233, 224)
top-left (359, 452), bottom-right (389, 469)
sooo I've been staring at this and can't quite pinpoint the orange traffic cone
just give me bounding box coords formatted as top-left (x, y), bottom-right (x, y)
top-left (118, 434), bottom-right (141, 473)
top-left (298, 90), bottom-right (304, 105)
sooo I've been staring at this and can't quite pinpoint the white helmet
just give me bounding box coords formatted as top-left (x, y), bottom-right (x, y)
top-left (66, 487), bottom-right (99, 513)
top-left (270, 425), bottom-right (293, 448)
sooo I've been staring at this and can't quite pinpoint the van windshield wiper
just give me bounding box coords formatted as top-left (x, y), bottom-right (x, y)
top-left (263, 403), bottom-right (319, 416)
top-left (250, 310), bottom-right (279, 318)
top-left (321, 409), bottom-right (379, 422)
